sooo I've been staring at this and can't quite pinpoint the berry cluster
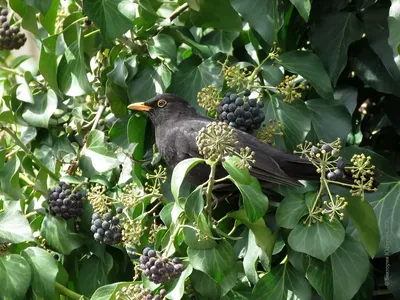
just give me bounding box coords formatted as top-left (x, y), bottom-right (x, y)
top-left (91, 212), bottom-right (122, 245)
top-left (217, 91), bottom-right (265, 133)
top-left (311, 144), bottom-right (344, 180)
top-left (0, 8), bottom-right (27, 50)
top-left (48, 182), bottom-right (84, 219)
top-left (116, 284), bottom-right (166, 300)
top-left (140, 247), bottom-right (185, 284)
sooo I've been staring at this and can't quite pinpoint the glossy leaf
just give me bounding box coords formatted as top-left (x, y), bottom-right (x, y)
top-left (0, 254), bottom-right (31, 300)
top-left (0, 202), bottom-right (34, 243)
top-left (290, 0), bottom-right (311, 21)
top-left (0, 157), bottom-right (23, 200)
top-left (171, 157), bottom-right (204, 201)
top-left (185, 185), bottom-right (204, 222)
top-left (22, 90), bottom-right (58, 128)
top-left (276, 193), bottom-right (308, 229)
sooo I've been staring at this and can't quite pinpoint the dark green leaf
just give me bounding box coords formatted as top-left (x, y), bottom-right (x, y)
top-left (83, 0), bottom-right (136, 40)
top-left (334, 85), bottom-right (358, 114)
top-left (22, 90), bottom-right (58, 128)
top-left (21, 247), bottom-right (58, 299)
top-left (148, 34), bottom-right (177, 61)
top-left (290, 0), bottom-right (311, 21)
top-left (231, 0), bottom-right (282, 44)
top-left (171, 157), bottom-right (204, 201)
top-left (201, 30), bottom-right (239, 55)
top-left (23, 0), bottom-right (52, 14)
top-left (276, 193), bottom-right (308, 229)
top-left (222, 156), bottom-right (251, 185)
top-left (107, 58), bottom-right (128, 87)
top-left (186, 0), bottom-right (200, 11)
top-left (105, 81), bottom-right (129, 117)
top-left (306, 235), bottom-right (369, 300)
top-left (388, 0), bottom-right (400, 69)
top-left (0, 157), bottom-right (23, 200)
top-left (39, 35), bottom-right (60, 91)
top-left (188, 240), bottom-right (235, 282)
top-left (127, 114), bottom-right (147, 180)
top-left (288, 218), bottom-right (345, 261)
top-left (185, 185), bottom-right (204, 222)
top-left (190, 0), bottom-right (241, 31)
top-left (166, 265), bottom-right (193, 299)
top-left (310, 12), bottom-right (363, 85)
top-left (40, 214), bottom-right (85, 255)
top-left (0, 202), bottom-right (34, 243)
top-left (0, 254), bottom-right (31, 300)
top-left (252, 262), bottom-right (312, 300)
top-left (280, 51), bottom-right (334, 100)
top-left (261, 64), bottom-right (284, 87)
top-left (39, 0), bottom-right (59, 34)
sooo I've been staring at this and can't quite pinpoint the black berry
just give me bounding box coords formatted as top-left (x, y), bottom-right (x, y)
top-left (90, 212), bottom-right (122, 245)
top-left (47, 182), bottom-right (84, 219)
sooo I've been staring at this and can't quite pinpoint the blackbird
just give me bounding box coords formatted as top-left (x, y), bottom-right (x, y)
top-left (128, 94), bottom-right (322, 189)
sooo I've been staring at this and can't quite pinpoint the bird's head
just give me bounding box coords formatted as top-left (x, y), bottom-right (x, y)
top-left (127, 94), bottom-right (198, 126)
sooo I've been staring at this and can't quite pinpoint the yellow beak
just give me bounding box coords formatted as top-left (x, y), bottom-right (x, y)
top-left (127, 102), bottom-right (152, 112)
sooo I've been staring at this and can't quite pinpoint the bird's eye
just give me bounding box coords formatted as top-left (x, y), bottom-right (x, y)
top-left (157, 99), bottom-right (167, 108)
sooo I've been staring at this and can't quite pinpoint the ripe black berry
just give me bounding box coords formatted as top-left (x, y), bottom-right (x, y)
top-left (116, 207), bottom-right (123, 214)
top-left (91, 212), bottom-right (122, 245)
top-left (2, 22), bottom-right (9, 30)
top-left (1, 9), bottom-right (7, 16)
top-left (327, 171), bottom-right (337, 180)
top-left (47, 182), bottom-right (84, 219)
top-left (244, 89), bottom-right (251, 97)
top-left (321, 144), bottom-right (332, 152)
top-left (333, 168), bottom-right (342, 177)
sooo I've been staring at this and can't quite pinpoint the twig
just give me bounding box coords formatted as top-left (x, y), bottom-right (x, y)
top-left (0, 124), bottom-right (59, 181)
top-left (25, 211), bottom-right (37, 219)
top-left (55, 282), bottom-right (86, 300)
top-left (84, 29), bottom-right (100, 38)
top-left (205, 163), bottom-right (217, 222)
top-left (0, 65), bottom-right (24, 77)
top-left (169, 3), bottom-right (189, 21)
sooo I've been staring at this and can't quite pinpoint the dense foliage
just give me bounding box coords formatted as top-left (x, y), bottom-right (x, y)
top-left (0, 0), bottom-right (399, 299)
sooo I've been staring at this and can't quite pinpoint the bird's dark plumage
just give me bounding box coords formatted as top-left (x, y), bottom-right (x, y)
top-left (128, 94), bottom-right (319, 189)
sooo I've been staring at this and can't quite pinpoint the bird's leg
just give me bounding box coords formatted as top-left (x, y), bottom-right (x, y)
top-left (212, 192), bottom-right (232, 209)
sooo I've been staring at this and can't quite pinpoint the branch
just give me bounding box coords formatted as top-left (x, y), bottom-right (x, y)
top-left (55, 282), bottom-right (86, 300)
top-left (0, 124), bottom-right (59, 181)
top-left (169, 3), bottom-right (189, 22)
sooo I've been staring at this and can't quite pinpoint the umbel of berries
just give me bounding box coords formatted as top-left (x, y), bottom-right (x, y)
top-left (91, 212), bottom-right (123, 245)
top-left (217, 90), bottom-right (265, 133)
top-left (140, 247), bottom-right (185, 284)
top-left (0, 8), bottom-right (27, 50)
top-left (48, 182), bottom-right (84, 219)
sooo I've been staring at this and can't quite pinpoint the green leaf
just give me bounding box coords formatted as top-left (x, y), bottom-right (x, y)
top-left (288, 218), bottom-right (345, 261)
top-left (22, 90), bottom-right (58, 128)
top-left (309, 12), bottom-right (363, 85)
top-left (21, 247), bottom-right (58, 299)
top-left (232, 176), bottom-right (269, 222)
top-left (78, 253), bottom-right (113, 296)
top-left (388, 0), bottom-right (400, 69)
top-left (276, 193), bottom-right (308, 229)
top-left (169, 56), bottom-right (223, 108)
top-left (39, 0), bottom-right (59, 34)
top-left (188, 240), bottom-right (235, 282)
top-left (185, 0), bottom-right (200, 11)
top-left (364, 179), bottom-right (400, 255)
top-left (128, 65), bottom-right (171, 102)
top-left (290, 0), bottom-right (311, 21)
top-left (190, 0), bottom-right (241, 31)
top-left (306, 235), bottom-right (369, 300)
top-left (252, 262), bottom-right (312, 300)
top-left (191, 268), bottom-right (237, 298)
top-left (243, 230), bottom-right (262, 284)
top-left (231, 0), bottom-right (282, 45)
top-left (227, 209), bottom-right (275, 264)
top-left (40, 214), bottom-right (85, 255)
top-left (16, 82), bottom-right (34, 103)
top-left (280, 51), bottom-right (334, 100)
top-left (83, 0), bottom-right (136, 40)
top-left (306, 98), bottom-right (352, 142)
top-left (105, 81), bottom-right (129, 117)
top-left (222, 156), bottom-right (251, 185)
top-left (39, 35), bottom-right (60, 91)
top-left (107, 57), bottom-right (128, 87)
top-left (346, 196), bottom-right (380, 258)
top-left (148, 34), bottom-right (177, 61)
top-left (171, 157), bottom-right (204, 201)
top-left (201, 30), bottom-right (239, 55)
top-left (23, 0), bottom-right (52, 14)
top-left (91, 282), bottom-right (132, 300)
top-left (127, 114), bottom-right (147, 180)
top-left (166, 265), bottom-right (193, 299)
top-left (185, 185), bottom-right (204, 222)
top-left (0, 254), bottom-right (31, 300)
top-left (0, 202), bottom-right (34, 243)
top-left (57, 25), bottom-right (92, 96)
top-left (0, 157), bottom-right (23, 200)
top-left (80, 130), bottom-right (120, 177)
top-left (263, 96), bottom-right (311, 151)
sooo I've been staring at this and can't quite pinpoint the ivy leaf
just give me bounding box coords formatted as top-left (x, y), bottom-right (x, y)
top-left (77, 253), bottom-right (113, 296)
top-left (201, 30), bottom-right (239, 55)
top-left (185, 185), bottom-right (204, 222)
top-left (148, 34), bottom-right (177, 62)
top-left (279, 51), bottom-right (334, 100)
top-left (252, 262), bottom-right (312, 300)
top-left (16, 81), bottom-right (34, 103)
top-left (231, 0), bottom-right (283, 45)
top-left (388, 0), bottom-right (400, 69)
top-left (0, 202), bottom-right (34, 243)
top-left (306, 235), bottom-right (369, 300)
top-left (39, 35), bottom-right (61, 91)
top-left (40, 214), bottom-right (85, 255)
top-left (190, 0), bottom-right (241, 31)
top-left (288, 217), bottom-right (345, 261)
top-left (306, 98), bottom-right (352, 142)
top-left (128, 65), bottom-right (171, 102)
top-left (188, 240), bottom-right (235, 282)
top-left (23, 0), bottom-right (52, 14)
top-left (243, 230), bottom-right (262, 284)
top-left (21, 247), bottom-right (58, 299)
top-left (165, 265), bottom-right (193, 299)
top-left (107, 57), bottom-right (128, 87)
top-left (185, 0), bottom-right (200, 11)
top-left (91, 282), bottom-right (131, 300)
top-left (83, 0), bottom-right (136, 40)
top-left (171, 157), bottom-right (204, 201)
top-left (191, 268), bottom-right (237, 298)
top-left (169, 56), bottom-right (223, 108)
top-left (222, 156), bottom-right (251, 185)
top-left (105, 81), bottom-right (129, 117)
top-left (22, 90), bottom-right (58, 128)
top-left (346, 196), bottom-right (380, 258)
top-left (80, 130), bottom-right (120, 177)
top-left (276, 193), bottom-right (308, 229)
top-left (309, 12), bottom-right (363, 85)
top-left (0, 254), bottom-right (31, 300)
top-left (57, 25), bottom-right (92, 96)
top-left (290, 0), bottom-right (311, 21)
top-left (0, 157), bottom-right (23, 200)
